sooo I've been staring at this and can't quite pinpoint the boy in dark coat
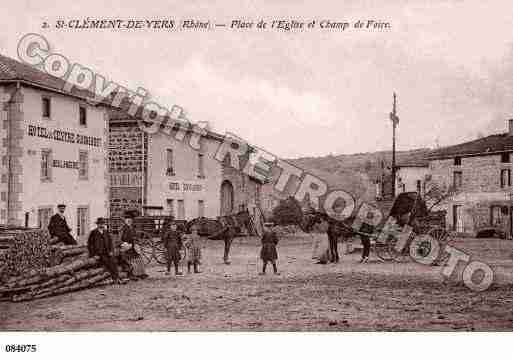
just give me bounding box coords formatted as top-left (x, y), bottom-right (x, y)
top-left (87, 218), bottom-right (123, 284)
top-left (48, 204), bottom-right (77, 245)
top-left (259, 222), bottom-right (280, 275)
top-left (162, 222), bottom-right (183, 275)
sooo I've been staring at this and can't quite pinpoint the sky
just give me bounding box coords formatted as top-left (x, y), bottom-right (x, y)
top-left (2, 0), bottom-right (513, 158)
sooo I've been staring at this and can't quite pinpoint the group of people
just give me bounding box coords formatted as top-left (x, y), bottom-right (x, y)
top-left (48, 204), bottom-right (282, 285)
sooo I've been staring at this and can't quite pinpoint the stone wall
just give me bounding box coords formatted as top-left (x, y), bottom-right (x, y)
top-left (430, 154), bottom-right (513, 234)
top-left (108, 122), bottom-right (146, 218)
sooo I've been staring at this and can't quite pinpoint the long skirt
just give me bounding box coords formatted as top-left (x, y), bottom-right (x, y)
top-left (121, 248), bottom-right (146, 277)
top-left (260, 243), bottom-right (278, 262)
top-left (312, 234), bottom-right (331, 264)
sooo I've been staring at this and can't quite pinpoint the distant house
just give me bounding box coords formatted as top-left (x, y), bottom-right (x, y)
top-left (427, 119), bottom-right (513, 236)
top-left (395, 159), bottom-right (429, 196)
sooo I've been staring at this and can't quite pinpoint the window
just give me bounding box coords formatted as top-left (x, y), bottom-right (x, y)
top-left (198, 200), bottom-right (205, 217)
top-left (454, 157), bottom-right (461, 166)
top-left (198, 153), bottom-right (205, 178)
top-left (500, 169), bottom-right (511, 188)
top-left (166, 199), bottom-right (174, 217)
top-left (453, 171), bottom-right (462, 189)
top-left (37, 207), bottom-right (53, 229)
top-left (177, 200), bottom-right (185, 220)
top-left (79, 105), bottom-right (87, 126)
top-left (42, 97), bottom-right (51, 118)
top-left (77, 206), bottom-right (90, 239)
top-left (166, 149), bottom-right (174, 176)
top-left (501, 153), bottom-right (510, 163)
top-left (41, 149), bottom-right (52, 181)
top-left (79, 151), bottom-right (89, 180)
top-left (490, 205), bottom-right (507, 226)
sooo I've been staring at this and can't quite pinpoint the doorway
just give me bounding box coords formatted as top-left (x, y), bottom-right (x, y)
top-left (220, 180), bottom-right (234, 216)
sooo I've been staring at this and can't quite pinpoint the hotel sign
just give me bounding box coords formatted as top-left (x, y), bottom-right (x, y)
top-left (169, 182), bottom-right (203, 192)
top-left (28, 125), bottom-right (102, 147)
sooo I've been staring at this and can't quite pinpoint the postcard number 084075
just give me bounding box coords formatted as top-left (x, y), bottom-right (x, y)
top-left (4, 344), bottom-right (37, 353)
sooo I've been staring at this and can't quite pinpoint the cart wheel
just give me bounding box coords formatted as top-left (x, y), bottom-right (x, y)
top-left (375, 239), bottom-right (399, 262)
top-left (135, 231), bottom-right (155, 265)
top-left (153, 239), bottom-right (167, 265)
top-left (428, 227), bottom-right (448, 243)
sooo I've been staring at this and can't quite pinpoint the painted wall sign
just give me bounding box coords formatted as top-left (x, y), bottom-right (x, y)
top-left (53, 159), bottom-right (79, 169)
top-left (111, 172), bottom-right (143, 187)
top-left (27, 125), bottom-right (102, 147)
top-left (169, 182), bottom-right (203, 192)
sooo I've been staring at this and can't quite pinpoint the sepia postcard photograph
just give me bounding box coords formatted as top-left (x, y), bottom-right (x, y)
top-left (1, 0), bottom-right (513, 356)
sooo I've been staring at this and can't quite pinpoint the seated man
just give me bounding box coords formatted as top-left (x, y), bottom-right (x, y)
top-left (48, 204), bottom-right (77, 245)
top-left (87, 218), bottom-right (125, 285)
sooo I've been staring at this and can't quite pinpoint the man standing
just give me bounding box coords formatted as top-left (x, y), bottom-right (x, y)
top-left (327, 220), bottom-right (341, 263)
top-left (48, 204), bottom-right (77, 245)
top-left (87, 218), bottom-right (124, 284)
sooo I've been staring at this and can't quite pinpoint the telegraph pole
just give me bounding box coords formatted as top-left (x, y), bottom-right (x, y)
top-left (390, 93), bottom-right (399, 198)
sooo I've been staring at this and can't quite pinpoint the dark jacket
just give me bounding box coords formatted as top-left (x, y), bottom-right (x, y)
top-left (260, 230), bottom-right (279, 261)
top-left (120, 224), bottom-right (137, 248)
top-left (48, 213), bottom-right (76, 244)
top-left (162, 229), bottom-right (183, 262)
top-left (87, 228), bottom-right (114, 257)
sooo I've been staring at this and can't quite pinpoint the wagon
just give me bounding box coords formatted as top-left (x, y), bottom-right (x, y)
top-left (301, 191), bottom-right (449, 263)
top-left (373, 191), bottom-right (449, 262)
top-left (107, 214), bottom-right (186, 265)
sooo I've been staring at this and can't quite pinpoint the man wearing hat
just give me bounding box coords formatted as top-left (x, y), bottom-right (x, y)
top-left (48, 204), bottom-right (77, 245)
top-left (87, 217), bottom-right (123, 284)
top-left (259, 222), bottom-right (280, 275)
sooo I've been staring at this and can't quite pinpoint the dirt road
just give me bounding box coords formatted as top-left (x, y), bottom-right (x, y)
top-left (2, 235), bottom-right (513, 331)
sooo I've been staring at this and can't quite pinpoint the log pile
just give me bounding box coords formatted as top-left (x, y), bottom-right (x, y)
top-left (0, 228), bottom-right (53, 282)
top-left (0, 227), bottom-right (123, 302)
top-left (0, 255), bottom-right (124, 302)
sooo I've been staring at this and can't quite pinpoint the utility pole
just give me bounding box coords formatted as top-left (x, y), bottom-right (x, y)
top-left (389, 92), bottom-right (399, 199)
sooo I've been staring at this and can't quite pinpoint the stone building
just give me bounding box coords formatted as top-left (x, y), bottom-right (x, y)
top-left (108, 108), bottom-right (263, 221)
top-left (0, 54), bottom-right (108, 241)
top-left (427, 120), bottom-right (513, 236)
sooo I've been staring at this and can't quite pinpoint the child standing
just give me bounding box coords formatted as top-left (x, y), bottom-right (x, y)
top-left (259, 222), bottom-right (280, 275)
top-left (162, 221), bottom-right (183, 275)
top-left (183, 225), bottom-right (202, 274)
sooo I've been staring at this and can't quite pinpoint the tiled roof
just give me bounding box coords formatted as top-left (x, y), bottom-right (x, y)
top-left (427, 133), bottom-right (513, 159)
top-left (396, 159), bottom-right (429, 167)
top-left (0, 53), bottom-right (95, 100)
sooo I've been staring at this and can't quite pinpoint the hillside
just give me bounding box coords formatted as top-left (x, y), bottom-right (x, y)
top-left (286, 148), bottom-right (431, 202)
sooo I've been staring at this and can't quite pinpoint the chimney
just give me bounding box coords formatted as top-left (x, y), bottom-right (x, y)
top-left (509, 119), bottom-right (513, 136)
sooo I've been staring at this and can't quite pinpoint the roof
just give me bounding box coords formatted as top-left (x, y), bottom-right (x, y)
top-left (427, 133), bottom-right (513, 160)
top-left (396, 159), bottom-right (429, 168)
top-left (0, 53), bottom-right (96, 101)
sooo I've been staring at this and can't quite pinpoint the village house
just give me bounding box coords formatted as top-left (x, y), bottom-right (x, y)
top-left (0, 54), bottom-right (109, 242)
top-left (427, 120), bottom-right (513, 236)
top-left (395, 159), bottom-right (429, 196)
top-left (108, 107), bottom-right (264, 221)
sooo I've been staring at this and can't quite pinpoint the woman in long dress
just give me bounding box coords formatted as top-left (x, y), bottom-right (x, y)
top-left (119, 214), bottom-right (148, 280)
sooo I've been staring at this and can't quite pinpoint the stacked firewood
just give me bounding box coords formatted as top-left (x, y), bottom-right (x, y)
top-left (0, 228), bottom-right (124, 302)
top-left (0, 256), bottom-right (119, 302)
